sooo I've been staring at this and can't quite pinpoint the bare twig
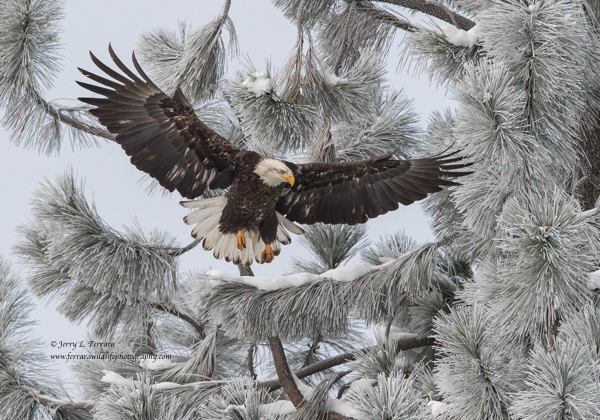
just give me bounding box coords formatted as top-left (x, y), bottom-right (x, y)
top-left (150, 302), bottom-right (206, 339)
top-left (259, 336), bottom-right (435, 391)
top-left (33, 91), bottom-right (116, 141)
top-left (373, 0), bottom-right (476, 30)
top-left (324, 413), bottom-right (355, 420)
top-left (220, 0), bottom-right (232, 24)
top-left (303, 333), bottom-right (323, 367)
top-left (146, 238), bottom-right (202, 256)
top-left (237, 263), bottom-right (255, 276)
top-left (37, 396), bottom-right (94, 411)
top-left (248, 344), bottom-right (258, 380)
top-left (337, 383), bottom-right (351, 399)
top-left (284, 0), bottom-right (308, 102)
top-left (206, 329), bottom-right (218, 379)
top-left (385, 317), bottom-right (394, 339)
top-left (23, 387), bottom-right (94, 411)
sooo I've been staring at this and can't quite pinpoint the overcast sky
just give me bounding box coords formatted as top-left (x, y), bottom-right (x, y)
top-left (0, 0), bottom-right (453, 391)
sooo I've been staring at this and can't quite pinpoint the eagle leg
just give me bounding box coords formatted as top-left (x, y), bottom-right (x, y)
top-left (261, 244), bottom-right (274, 263)
top-left (236, 230), bottom-right (246, 250)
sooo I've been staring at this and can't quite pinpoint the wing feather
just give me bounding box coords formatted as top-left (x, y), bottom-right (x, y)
top-left (78, 46), bottom-right (247, 199)
top-left (276, 152), bottom-right (472, 225)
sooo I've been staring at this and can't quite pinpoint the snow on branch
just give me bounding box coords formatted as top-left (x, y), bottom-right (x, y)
top-left (204, 260), bottom-right (391, 291)
top-left (224, 61), bottom-right (317, 153)
top-left (191, 260), bottom-right (392, 342)
top-left (402, 24), bottom-right (481, 86)
top-left (439, 25), bottom-right (478, 48)
top-left (242, 71), bottom-right (271, 97)
top-left (192, 240), bottom-right (449, 342)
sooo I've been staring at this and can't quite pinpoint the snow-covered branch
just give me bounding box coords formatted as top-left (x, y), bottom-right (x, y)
top-left (204, 259), bottom-right (389, 291)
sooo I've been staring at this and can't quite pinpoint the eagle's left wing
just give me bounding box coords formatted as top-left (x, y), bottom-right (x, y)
top-left (276, 152), bottom-right (472, 225)
top-left (77, 45), bottom-right (248, 199)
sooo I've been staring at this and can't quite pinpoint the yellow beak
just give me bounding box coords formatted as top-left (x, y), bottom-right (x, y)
top-left (280, 174), bottom-right (295, 186)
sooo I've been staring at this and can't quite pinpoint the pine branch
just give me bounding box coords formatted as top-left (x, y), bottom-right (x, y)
top-left (237, 263), bottom-right (254, 276)
top-left (35, 394), bottom-right (94, 411)
top-left (268, 336), bottom-right (305, 407)
top-left (303, 333), bottom-right (323, 367)
top-left (259, 336), bottom-right (434, 391)
top-left (238, 262), bottom-right (305, 406)
top-left (34, 92), bottom-right (114, 141)
top-left (248, 344), bottom-right (257, 380)
top-left (148, 238), bottom-right (202, 256)
top-left (374, 0), bottom-right (475, 30)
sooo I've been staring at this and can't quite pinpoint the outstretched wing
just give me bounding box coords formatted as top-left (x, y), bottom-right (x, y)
top-left (276, 152), bottom-right (472, 225)
top-left (77, 45), bottom-right (247, 199)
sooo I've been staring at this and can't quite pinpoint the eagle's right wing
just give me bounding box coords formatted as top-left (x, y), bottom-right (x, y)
top-left (77, 45), bottom-right (246, 199)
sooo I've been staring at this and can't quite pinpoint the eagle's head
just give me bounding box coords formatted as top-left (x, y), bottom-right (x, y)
top-left (254, 158), bottom-right (295, 188)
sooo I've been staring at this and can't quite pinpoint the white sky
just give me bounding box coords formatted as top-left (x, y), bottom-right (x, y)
top-left (0, 0), bottom-right (453, 393)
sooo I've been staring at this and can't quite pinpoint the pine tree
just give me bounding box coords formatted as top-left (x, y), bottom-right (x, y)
top-left (2, 0), bottom-right (600, 419)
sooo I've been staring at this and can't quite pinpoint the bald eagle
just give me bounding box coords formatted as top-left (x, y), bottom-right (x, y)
top-left (77, 46), bottom-right (471, 266)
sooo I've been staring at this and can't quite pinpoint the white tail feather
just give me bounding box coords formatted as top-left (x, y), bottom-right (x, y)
top-left (222, 234), bottom-right (237, 262)
top-left (272, 241), bottom-right (281, 255)
top-left (254, 239), bottom-right (265, 263)
top-left (276, 225), bottom-right (291, 245)
top-left (191, 212), bottom-right (220, 238)
top-left (184, 198), bottom-right (305, 265)
top-left (180, 196), bottom-right (227, 209)
top-left (184, 205), bottom-right (223, 225)
top-left (276, 212), bottom-right (305, 235)
top-left (241, 234), bottom-right (253, 265)
top-left (213, 233), bottom-right (229, 259)
top-left (203, 226), bottom-right (222, 250)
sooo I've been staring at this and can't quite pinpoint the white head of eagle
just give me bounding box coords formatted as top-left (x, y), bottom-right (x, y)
top-left (253, 158), bottom-right (295, 187)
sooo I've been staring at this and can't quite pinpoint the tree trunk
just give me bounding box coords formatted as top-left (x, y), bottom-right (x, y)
top-left (580, 123), bottom-right (600, 210)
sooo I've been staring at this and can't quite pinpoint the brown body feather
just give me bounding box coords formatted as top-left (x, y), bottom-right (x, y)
top-left (219, 153), bottom-right (283, 245)
top-left (77, 46), bottom-right (472, 265)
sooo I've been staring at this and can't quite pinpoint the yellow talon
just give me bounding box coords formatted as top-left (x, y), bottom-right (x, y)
top-left (236, 230), bottom-right (246, 250)
top-left (261, 244), bottom-right (274, 263)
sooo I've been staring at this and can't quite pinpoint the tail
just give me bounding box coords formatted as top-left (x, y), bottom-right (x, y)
top-left (181, 197), bottom-right (304, 265)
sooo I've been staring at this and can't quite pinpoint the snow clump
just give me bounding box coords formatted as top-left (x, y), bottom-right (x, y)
top-left (242, 72), bottom-right (271, 97)
top-left (439, 25), bottom-right (479, 48)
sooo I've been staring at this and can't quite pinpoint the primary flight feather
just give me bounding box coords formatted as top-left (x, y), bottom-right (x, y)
top-left (77, 46), bottom-right (472, 266)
